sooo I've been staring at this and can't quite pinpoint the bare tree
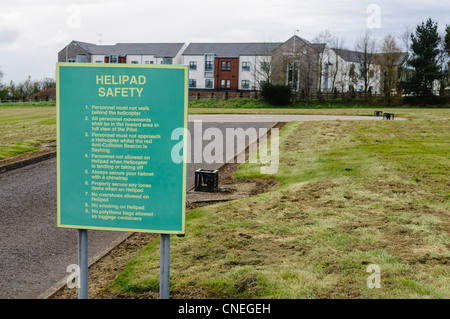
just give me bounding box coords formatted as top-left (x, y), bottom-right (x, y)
top-left (399, 25), bottom-right (413, 57)
top-left (438, 25), bottom-right (450, 95)
top-left (355, 30), bottom-right (377, 93)
top-left (252, 44), bottom-right (278, 88)
top-left (336, 60), bottom-right (350, 93)
top-left (376, 34), bottom-right (403, 104)
top-left (313, 29), bottom-right (335, 93)
top-left (299, 51), bottom-right (318, 101)
top-left (329, 36), bottom-right (345, 93)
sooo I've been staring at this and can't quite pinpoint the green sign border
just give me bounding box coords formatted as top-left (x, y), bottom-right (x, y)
top-left (56, 63), bottom-right (189, 234)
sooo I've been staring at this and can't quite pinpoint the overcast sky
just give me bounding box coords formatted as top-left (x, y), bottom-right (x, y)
top-left (0, 0), bottom-right (448, 83)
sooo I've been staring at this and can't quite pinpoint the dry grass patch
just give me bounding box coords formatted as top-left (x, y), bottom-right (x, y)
top-left (0, 106), bottom-right (56, 160)
top-left (102, 110), bottom-right (448, 299)
top-left (48, 108), bottom-right (449, 299)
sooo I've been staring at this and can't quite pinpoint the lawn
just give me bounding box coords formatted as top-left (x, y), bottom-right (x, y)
top-left (0, 103), bottom-right (56, 160)
top-left (1, 101), bottom-right (448, 298)
top-left (0, 100), bottom-right (446, 162)
top-left (106, 108), bottom-right (449, 299)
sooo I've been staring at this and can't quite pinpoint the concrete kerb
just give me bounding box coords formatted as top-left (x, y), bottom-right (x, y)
top-left (36, 121), bottom-right (281, 299)
top-left (0, 151), bottom-right (57, 174)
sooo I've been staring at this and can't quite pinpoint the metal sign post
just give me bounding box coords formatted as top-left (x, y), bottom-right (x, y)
top-left (78, 229), bottom-right (88, 299)
top-left (159, 234), bottom-right (170, 299)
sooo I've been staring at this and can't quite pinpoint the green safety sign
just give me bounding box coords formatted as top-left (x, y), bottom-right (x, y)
top-left (57, 63), bottom-right (189, 234)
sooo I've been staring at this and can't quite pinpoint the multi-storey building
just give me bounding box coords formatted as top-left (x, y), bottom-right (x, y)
top-left (58, 38), bottom-right (406, 94)
top-left (58, 41), bottom-right (186, 65)
top-left (181, 42), bottom-right (282, 91)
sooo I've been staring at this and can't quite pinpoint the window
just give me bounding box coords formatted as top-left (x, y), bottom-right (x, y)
top-left (241, 80), bottom-right (250, 89)
top-left (205, 54), bottom-right (214, 71)
top-left (162, 57), bottom-right (172, 64)
top-left (286, 61), bottom-right (300, 90)
top-left (189, 79), bottom-right (197, 88)
top-left (221, 80), bottom-right (230, 89)
top-left (242, 62), bottom-right (250, 71)
top-left (205, 79), bottom-right (213, 88)
top-left (221, 61), bottom-right (231, 71)
top-left (76, 54), bottom-right (87, 63)
top-left (205, 54), bottom-right (215, 77)
top-left (189, 61), bottom-right (197, 70)
top-left (131, 61), bottom-right (138, 64)
top-left (260, 62), bottom-right (270, 71)
top-left (109, 55), bottom-right (118, 63)
top-left (95, 61), bottom-right (102, 63)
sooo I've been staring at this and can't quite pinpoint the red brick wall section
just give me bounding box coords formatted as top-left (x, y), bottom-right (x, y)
top-left (215, 58), bottom-right (239, 90)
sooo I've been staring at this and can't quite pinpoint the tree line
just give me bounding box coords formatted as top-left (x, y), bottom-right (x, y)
top-left (0, 72), bottom-right (56, 102)
top-left (261, 18), bottom-right (450, 106)
top-left (402, 19), bottom-right (450, 101)
top-left (355, 18), bottom-right (450, 104)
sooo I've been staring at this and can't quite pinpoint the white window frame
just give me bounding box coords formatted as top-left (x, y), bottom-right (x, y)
top-left (221, 80), bottom-right (230, 89)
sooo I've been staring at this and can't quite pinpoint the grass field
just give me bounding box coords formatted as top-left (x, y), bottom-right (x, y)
top-left (0, 101), bottom-right (446, 162)
top-left (1, 101), bottom-right (449, 298)
top-left (0, 103), bottom-right (56, 160)
top-left (103, 108), bottom-right (449, 299)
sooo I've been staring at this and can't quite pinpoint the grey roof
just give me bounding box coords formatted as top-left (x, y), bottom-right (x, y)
top-left (310, 43), bottom-right (326, 52)
top-left (293, 36), bottom-right (326, 52)
top-left (72, 41), bottom-right (95, 53)
top-left (72, 41), bottom-right (185, 57)
top-left (183, 42), bottom-right (283, 57)
top-left (331, 48), bottom-right (363, 63)
top-left (333, 48), bottom-right (408, 65)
